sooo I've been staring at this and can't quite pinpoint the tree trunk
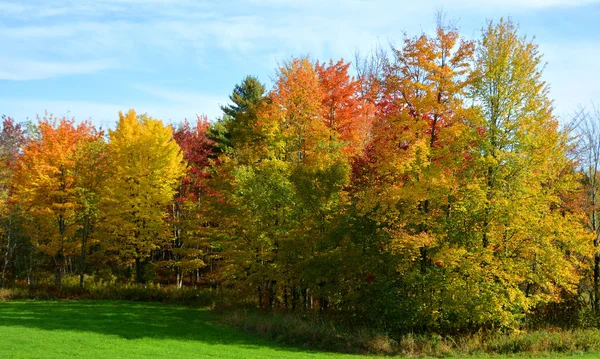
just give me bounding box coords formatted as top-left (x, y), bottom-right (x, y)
top-left (1, 218), bottom-right (12, 288)
top-left (291, 286), bottom-right (298, 311)
top-left (79, 216), bottom-right (89, 288)
top-left (33, 258), bottom-right (38, 289)
top-left (320, 296), bottom-right (328, 313)
top-left (176, 267), bottom-right (183, 288)
top-left (258, 285), bottom-right (263, 309)
top-left (55, 267), bottom-right (62, 287)
top-left (135, 257), bottom-right (143, 284)
top-left (302, 287), bottom-right (308, 311)
top-left (267, 280), bottom-right (275, 309)
top-left (1, 253), bottom-right (9, 288)
top-left (55, 253), bottom-right (63, 287)
top-left (79, 239), bottom-right (86, 288)
top-left (1, 256), bottom-right (8, 288)
top-left (594, 234), bottom-right (599, 313)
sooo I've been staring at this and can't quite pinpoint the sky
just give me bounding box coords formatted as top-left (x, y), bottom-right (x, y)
top-left (1, 0), bottom-right (599, 128)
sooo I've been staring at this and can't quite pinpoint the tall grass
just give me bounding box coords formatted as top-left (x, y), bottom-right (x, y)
top-left (1, 278), bottom-right (217, 307)
top-left (222, 309), bottom-right (600, 357)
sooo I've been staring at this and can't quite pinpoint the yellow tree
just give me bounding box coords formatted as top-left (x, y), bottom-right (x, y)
top-left (12, 115), bottom-right (98, 286)
top-left (469, 18), bottom-right (589, 328)
top-left (369, 19), bottom-right (475, 238)
top-left (101, 110), bottom-right (185, 284)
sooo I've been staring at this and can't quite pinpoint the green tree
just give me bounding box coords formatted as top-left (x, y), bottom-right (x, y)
top-left (212, 76), bottom-right (267, 159)
top-left (216, 60), bottom-right (349, 309)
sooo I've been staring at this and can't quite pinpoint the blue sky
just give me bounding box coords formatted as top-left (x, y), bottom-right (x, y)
top-left (1, 0), bottom-right (599, 128)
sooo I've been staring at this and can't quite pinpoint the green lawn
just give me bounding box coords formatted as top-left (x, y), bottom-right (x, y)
top-left (0, 300), bottom-right (597, 359)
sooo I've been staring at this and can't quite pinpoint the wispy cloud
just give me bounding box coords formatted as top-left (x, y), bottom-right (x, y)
top-left (4, 0), bottom-right (596, 72)
top-left (0, 0), bottom-right (598, 119)
top-left (455, 0), bottom-right (600, 9)
top-left (0, 58), bottom-right (118, 81)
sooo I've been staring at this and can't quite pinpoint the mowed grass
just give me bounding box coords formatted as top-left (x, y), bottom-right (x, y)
top-left (0, 300), bottom-right (367, 359)
top-left (0, 300), bottom-right (597, 359)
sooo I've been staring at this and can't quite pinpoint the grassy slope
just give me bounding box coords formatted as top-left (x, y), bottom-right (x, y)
top-left (0, 300), bottom-right (596, 359)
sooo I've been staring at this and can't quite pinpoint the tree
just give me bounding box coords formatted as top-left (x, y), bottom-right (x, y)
top-left (215, 76), bottom-right (267, 160)
top-left (572, 105), bottom-right (600, 314)
top-left (221, 76), bottom-right (266, 119)
top-left (72, 135), bottom-right (108, 287)
top-left (270, 58), bottom-right (350, 310)
top-left (12, 115), bottom-right (98, 286)
top-left (215, 59), bottom-right (350, 309)
top-left (468, 18), bottom-right (589, 328)
top-left (0, 116), bottom-right (26, 287)
top-left (316, 59), bottom-right (365, 156)
top-left (170, 115), bottom-right (217, 287)
top-left (101, 110), bottom-right (185, 284)
top-left (351, 20), bottom-right (478, 330)
top-left (211, 75), bottom-right (283, 306)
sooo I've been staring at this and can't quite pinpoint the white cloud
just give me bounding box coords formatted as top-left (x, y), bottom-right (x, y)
top-left (0, 0), bottom-right (598, 118)
top-left (454, 0), bottom-right (600, 9)
top-left (8, 0), bottom-right (580, 74)
top-left (0, 58), bottom-right (118, 80)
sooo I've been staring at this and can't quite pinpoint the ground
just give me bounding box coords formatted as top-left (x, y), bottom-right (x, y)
top-left (0, 300), bottom-right (597, 359)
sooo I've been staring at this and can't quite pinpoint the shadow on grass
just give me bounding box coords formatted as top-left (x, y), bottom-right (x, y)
top-left (0, 300), bottom-right (316, 354)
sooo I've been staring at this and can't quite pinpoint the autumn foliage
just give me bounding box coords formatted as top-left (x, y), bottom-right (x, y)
top-left (0, 18), bottom-right (598, 335)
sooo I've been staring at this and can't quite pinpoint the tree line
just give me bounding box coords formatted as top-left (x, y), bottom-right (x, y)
top-left (2, 18), bottom-right (600, 333)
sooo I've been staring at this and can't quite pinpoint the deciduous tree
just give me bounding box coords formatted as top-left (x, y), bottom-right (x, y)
top-left (469, 18), bottom-right (589, 327)
top-left (170, 116), bottom-right (217, 287)
top-left (0, 116), bottom-right (26, 288)
top-left (101, 110), bottom-right (185, 283)
top-left (12, 115), bottom-right (98, 286)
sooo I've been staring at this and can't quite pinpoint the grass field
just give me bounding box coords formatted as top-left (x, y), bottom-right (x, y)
top-left (0, 300), bottom-right (597, 359)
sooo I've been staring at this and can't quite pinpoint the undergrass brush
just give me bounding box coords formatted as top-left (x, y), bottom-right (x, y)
top-left (222, 308), bottom-right (600, 357)
top-left (0, 288), bottom-right (12, 301)
top-left (1, 276), bottom-right (217, 306)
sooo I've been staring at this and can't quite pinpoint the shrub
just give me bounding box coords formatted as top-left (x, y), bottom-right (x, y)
top-left (0, 288), bottom-right (13, 302)
top-left (222, 308), bottom-right (600, 357)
